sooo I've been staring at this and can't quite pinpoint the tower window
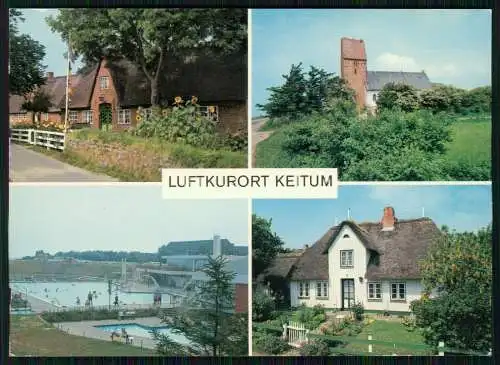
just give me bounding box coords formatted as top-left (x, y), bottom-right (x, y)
top-left (354, 68), bottom-right (357, 75)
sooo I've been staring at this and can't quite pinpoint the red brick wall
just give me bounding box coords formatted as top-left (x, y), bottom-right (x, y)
top-left (341, 40), bottom-right (367, 110)
top-left (217, 101), bottom-right (247, 134)
top-left (235, 283), bottom-right (248, 313)
top-left (89, 59), bottom-right (120, 130)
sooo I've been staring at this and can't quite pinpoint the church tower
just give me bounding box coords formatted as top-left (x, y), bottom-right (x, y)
top-left (340, 37), bottom-right (368, 109)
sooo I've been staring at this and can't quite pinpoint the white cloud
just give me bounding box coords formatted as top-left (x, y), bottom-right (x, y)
top-left (373, 52), bottom-right (460, 79)
top-left (373, 53), bottom-right (421, 72)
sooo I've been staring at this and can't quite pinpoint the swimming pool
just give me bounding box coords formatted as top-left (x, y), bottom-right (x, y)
top-left (10, 282), bottom-right (172, 308)
top-left (94, 323), bottom-right (190, 345)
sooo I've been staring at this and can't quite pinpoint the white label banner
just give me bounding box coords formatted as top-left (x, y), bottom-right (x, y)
top-left (162, 168), bottom-right (338, 199)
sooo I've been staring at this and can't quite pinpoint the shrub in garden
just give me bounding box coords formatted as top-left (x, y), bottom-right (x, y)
top-left (133, 96), bottom-right (218, 148)
top-left (41, 307), bottom-right (161, 323)
top-left (254, 332), bottom-right (290, 355)
top-left (350, 302), bottom-right (364, 321)
top-left (299, 338), bottom-right (331, 356)
top-left (252, 288), bottom-right (276, 322)
top-left (376, 82), bottom-right (420, 113)
top-left (291, 304), bottom-right (327, 330)
top-left (400, 315), bottom-right (417, 332)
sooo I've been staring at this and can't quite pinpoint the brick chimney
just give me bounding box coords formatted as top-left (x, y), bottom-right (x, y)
top-left (380, 206), bottom-right (396, 231)
top-left (46, 72), bottom-right (54, 80)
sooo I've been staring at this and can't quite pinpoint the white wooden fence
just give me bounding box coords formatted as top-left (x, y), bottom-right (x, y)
top-left (282, 321), bottom-right (309, 348)
top-left (11, 129), bottom-right (66, 151)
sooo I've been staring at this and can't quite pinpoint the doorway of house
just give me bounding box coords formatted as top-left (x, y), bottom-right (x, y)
top-left (99, 103), bottom-right (112, 131)
top-left (341, 279), bottom-right (355, 310)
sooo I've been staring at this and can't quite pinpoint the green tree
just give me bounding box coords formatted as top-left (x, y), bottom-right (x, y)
top-left (252, 215), bottom-right (286, 279)
top-left (252, 287), bottom-right (275, 322)
top-left (461, 86), bottom-right (491, 114)
top-left (411, 225), bottom-right (492, 353)
top-left (376, 82), bottom-right (420, 112)
top-left (419, 85), bottom-right (465, 114)
top-left (47, 9), bottom-right (247, 106)
top-left (9, 9), bottom-right (47, 95)
top-left (257, 63), bottom-right (355, 119)
top-left (21, 88), bottom-right (53, 125)
top-left (155, 256), bottom-right (246, 356)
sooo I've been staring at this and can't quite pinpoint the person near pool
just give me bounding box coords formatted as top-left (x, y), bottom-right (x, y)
top-left (76, 296), bottom-right (81, 306)
top-left (87, 291), bottom-right (93, 305)
top-left (114, 295), bottom-right (119, 307)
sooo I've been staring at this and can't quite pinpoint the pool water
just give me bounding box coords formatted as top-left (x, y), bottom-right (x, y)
top-left (10, 309), bottom-right (35, 315)
top-left (94, 323), bottom-right (190, 345)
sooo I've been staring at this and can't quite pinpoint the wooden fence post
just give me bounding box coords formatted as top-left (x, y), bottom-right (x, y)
top-left (438, 341), bottom-right (444, 356)
top-left (368, 335), bottom-right (372, 353)
top-left (282, 324), bottom-right (288, 341)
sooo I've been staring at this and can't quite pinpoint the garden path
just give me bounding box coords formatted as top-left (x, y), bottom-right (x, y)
top-left (251, 118), bottom-right (273, 167)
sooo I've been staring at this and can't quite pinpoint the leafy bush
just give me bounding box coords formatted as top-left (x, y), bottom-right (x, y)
top-left (133, 99), bottom-right (218, 148)
top-left (350, 302), bottom-right (364, 321)
top-left (299, 338), bottom-right (331, 356)
top-left (377, 82), bottom-right (420, 112)
top-left (400, 315), bottom-right (417, 332)
top-left (253, 288), bottom-right (276, 322)
top-left (253, 331), bottom-right (290, 355)
top-left (291, 304), bottom-right (327, 330)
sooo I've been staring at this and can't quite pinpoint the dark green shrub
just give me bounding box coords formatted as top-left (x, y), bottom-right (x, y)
top-left (41, 307), bottom-right (161, 323)
top-left (252, 288), bottom-right (276, 322)
top-left (299, 338), bottom-right (331, 356)
top-left (254, 333), bottom-right (289, 355)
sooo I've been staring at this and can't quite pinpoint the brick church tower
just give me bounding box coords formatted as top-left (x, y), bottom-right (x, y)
top-left (340, 37), bottom-right (368, 109)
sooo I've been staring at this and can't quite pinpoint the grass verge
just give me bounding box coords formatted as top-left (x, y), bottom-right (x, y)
top-left (21, 129), bottom-right (246, 181)
top-left (10, 315), bottom-right (158, 356)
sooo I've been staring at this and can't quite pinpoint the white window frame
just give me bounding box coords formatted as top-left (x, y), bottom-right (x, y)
top-left (373, 93), bottom-right (377, 102)
top-left (367, 282), bottom-right (382, 300)
top-left (43, 113), bottom-right (49, 121)
top-left (197, 105), bottom-right (219, 122)
top-left (69, 110), bottom-right (79, 124)
top-left (99, 76), bottom-right (109, 90)
top-left (316, 281), bottom-right (328, 299)
top-left (143, 108), bottom-right (152, 120)
top-left (117, 108), bottom-right (132, 125)
top-left (340, 250), bottom-right (354, 268)
top-left (391, 282), bottom-right (406, 301)
top-left (83, 110), bottom-right (93, 125)
top-left (298, 281), bottom-right (310, 298)
top-left (11, 114), bottom-right (26, 123)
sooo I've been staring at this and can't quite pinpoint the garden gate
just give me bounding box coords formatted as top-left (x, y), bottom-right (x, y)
top-left (282, 321), bottom-right (309, 348)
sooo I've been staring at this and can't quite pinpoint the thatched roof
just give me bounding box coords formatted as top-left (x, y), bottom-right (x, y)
top-left (289, 215), bottom-right (442, 281)
top-left (257, 250), bottom-right (304, 283)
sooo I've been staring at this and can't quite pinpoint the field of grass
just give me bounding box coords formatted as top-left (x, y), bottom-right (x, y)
top-left (340, 319), bottom-right (432, 356)
top-left (10, 315), bottom-right (158, 356)
top-left (445, 117), bottom-right (491, 165)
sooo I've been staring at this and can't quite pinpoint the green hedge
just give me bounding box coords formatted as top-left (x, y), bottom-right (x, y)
top-left (41, 307), bottom-right (162, 323)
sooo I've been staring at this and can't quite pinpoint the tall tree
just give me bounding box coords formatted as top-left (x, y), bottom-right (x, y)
top-left (21, 88), bottom-right (53, 124)
top-left (252, 214), bottom-right (286, 279)
top-left (9, 9), bottom-right (47, 95)
top-left (411, 225), bottom-right (492, 353)
top-left (257, 63), bottom-right (354, 119)
top-left (155, 256), bottom-right (246, 356)
top-left (47, 9), bottom-right (247, 106)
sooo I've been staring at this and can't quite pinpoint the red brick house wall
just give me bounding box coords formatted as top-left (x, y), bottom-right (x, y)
top-left (89, 59), bottom-right (120, 130)
top-left (234, 283), bottom-right (248, 313)
top-left (340, 38), bottom-right (368, 110)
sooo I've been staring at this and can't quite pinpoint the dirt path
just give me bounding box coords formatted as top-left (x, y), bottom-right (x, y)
top-left (251, 118), bottom-right (273, 167)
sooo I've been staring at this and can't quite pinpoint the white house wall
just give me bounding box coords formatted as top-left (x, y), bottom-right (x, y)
top-left (289, 224), bottom-right (426, 312)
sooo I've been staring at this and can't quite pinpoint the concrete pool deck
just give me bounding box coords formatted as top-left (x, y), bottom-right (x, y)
top-left (55, 317), bottom-right (166, 350)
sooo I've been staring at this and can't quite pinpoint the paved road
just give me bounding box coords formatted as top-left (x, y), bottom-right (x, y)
top-left (251, 118), bottom-right (273, 167)
top-left (11, 144), bottom-right (118, 182)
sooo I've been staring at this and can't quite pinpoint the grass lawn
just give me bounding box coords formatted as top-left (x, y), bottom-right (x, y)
top-left (341, 319), bottom-right (432, 356)
top-left (445, 117), bottom-right (491, 165)
top-left (10, 315), bottom-right (158, 356)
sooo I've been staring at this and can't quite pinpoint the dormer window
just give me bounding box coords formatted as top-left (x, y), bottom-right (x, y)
top-left (340, 250), bottom-right (354, 268)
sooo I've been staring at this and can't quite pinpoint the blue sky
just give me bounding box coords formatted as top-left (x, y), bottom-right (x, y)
top-left (251, 9), bottom-right (492, 117)
top-left (14, 9), bottom-right (83, 76)
top-left (253, 185), bottom-right (492, 249)
top-left (9, 185), bottom-right (248, 258)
